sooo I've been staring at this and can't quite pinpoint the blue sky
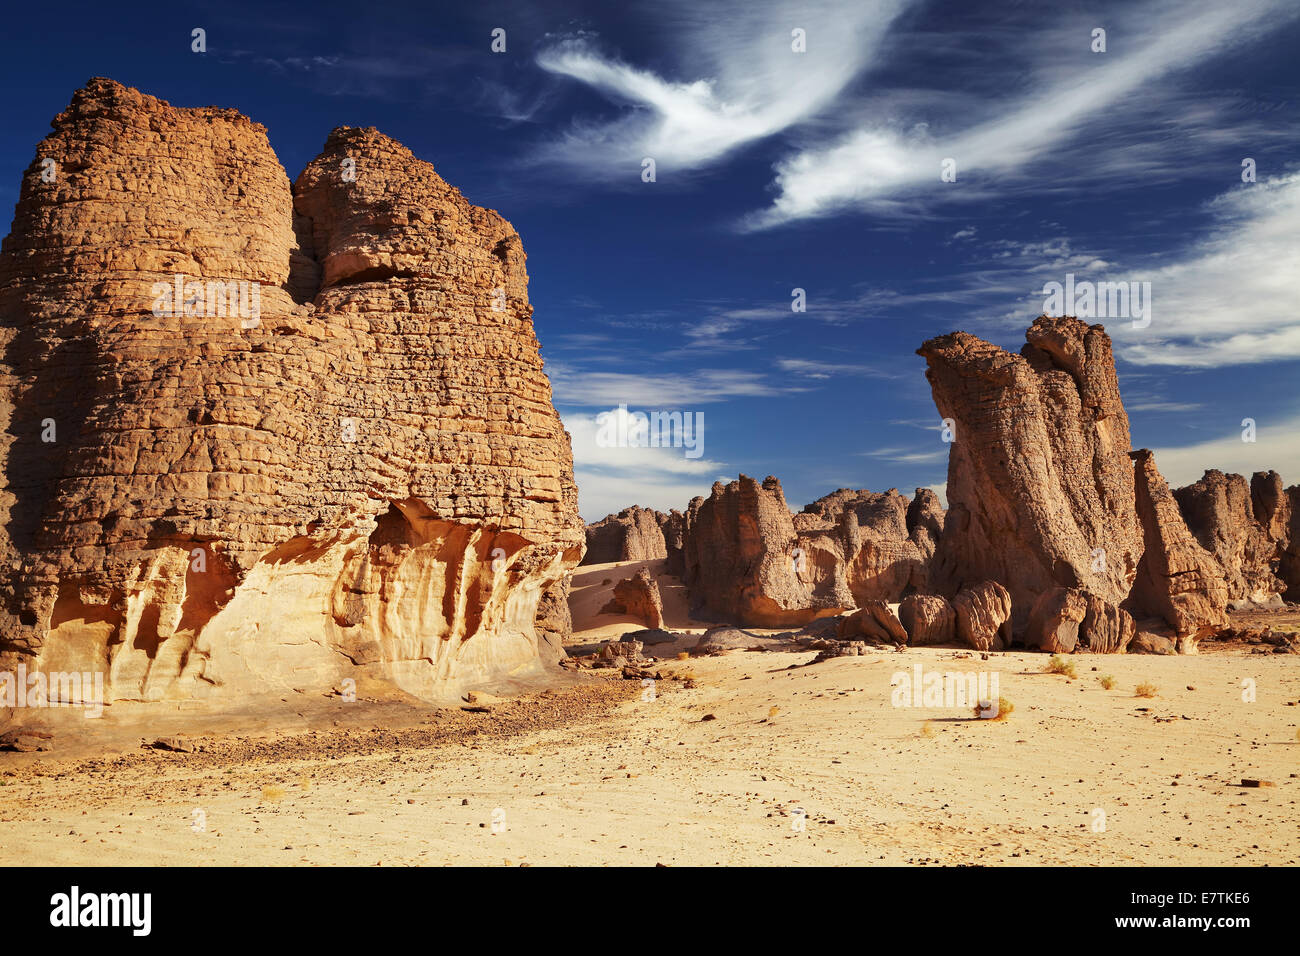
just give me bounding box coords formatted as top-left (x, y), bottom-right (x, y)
top-left (2, 0), bottom-right (1299, 520)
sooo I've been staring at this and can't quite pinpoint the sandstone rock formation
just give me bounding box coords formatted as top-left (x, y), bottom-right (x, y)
top-left (581, 506), bottom-right (667, 565)
top-left (657, 509), bottom-right (686, 577)
top-left (898, 593), bottom-right (955, 646)
top-left (534, 577), bottom-right (573, 664)
top-left (1128, 450), bottom-right (1228, 651)
top-left (1173, 470), bottom-right (1288, 604)
top-left (1026, 587), bottom-right (1088, 653)
top-left (953, 581), bottom-right (1012, 651)
top-left (599, 568), bottom-right (663, 629)
top-left (917, 317), bottom-right (1143, 630)
top-left (1078, 593), bottom-right (1135, 654)
top-left (679, 475), bottom-right (941, 628)
top-left (0, 79), bottom-right (582, 707)
top-left (836, 600), bottom-right (907, 644)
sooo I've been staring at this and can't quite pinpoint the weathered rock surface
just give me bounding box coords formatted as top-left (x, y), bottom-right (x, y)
top-left (679, 475), bottom-right (941, 627)
top-left (534, 577), bottom-right (573, 664)
top-left (953, 580), bottom-right (1012, 651)
top-left (1026, 587), bottom-right (1088, 653)
top-left (599, 568), bottom-right (663, 628)
top-left (0, 79), bottom-right (582, 706)
top-left (1078, 593), bottom-right (1135, 654)
top-left (1128, 450), bottom-right (1229, 651)
top-left (1173, 470), bottom-right (1287, 603)
top-left (581, 506), bottom-right (667, 565)
top-left (898, 593), bottom-right (955, 646)
top-left (836, 601), bottom-right (907, 644)
top-left (917, 317), bottom-right (1143, 631)
top-left (657, 509), bottom-right (686, 577)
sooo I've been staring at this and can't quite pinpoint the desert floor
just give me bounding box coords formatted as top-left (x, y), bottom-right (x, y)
top-left (1, 559), bottom-right (1297, 866)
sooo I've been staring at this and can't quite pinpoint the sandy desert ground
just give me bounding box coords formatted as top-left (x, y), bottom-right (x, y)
top-left (1, 559), bottom-right (1297, 867)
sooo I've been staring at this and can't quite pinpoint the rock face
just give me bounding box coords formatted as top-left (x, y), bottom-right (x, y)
top-left (581, 506), bottom-right (667, 565)
top-left (599, 568), bottom-right (663, 629)
top-left (917, 317), bottom-right (1143, 631)
top-left (953, 581), bottom-right (1012, 651)
top-left (1173, 470), bottom-right (1288, 603)
top-left (679, 475), bottom-right (941, 628)
top-left (1127, 450), bottom-right (1228, 650)
top-left (898, 594), bottom-right (955, 646)
top-left (533, 578), bottom-right (573, 664)
top-left (0, 79), bottom-right (582, 706)
top-left (657, 509), bottom-right (686, 578)
top-left (1026, 587), bottom-right (1088, 653)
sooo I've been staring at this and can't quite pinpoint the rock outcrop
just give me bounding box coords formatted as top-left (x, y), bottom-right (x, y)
top-left (599, 568), bottom-right (664, 629)
top-left (1127, 450), bottom-right (1229, 651)
top-left (953, 581), bottom-right (1012, 652)
top-left (581, 506), bottom-right (667, 565)
top-left (0, 79), bottom-right (582, 707)
top-left (898, 594), bottom-right (955, 646)
top-left (679, 475), bottom-right (941, 628)
top-left (1173, 470), bottom-right (1287, 604)
top-left (657, 509), bottom-right (686, 577)
top-left (917, 317), bottom-right (1143, 631)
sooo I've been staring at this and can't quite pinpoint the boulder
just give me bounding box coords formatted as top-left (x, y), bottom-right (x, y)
top-left (599, 568), bottom-right (664, 628)
top-left (1026, 587), bottom-right (1088, 653)
top-left (692, 627), bottom-right (782, 656)
top-left (1130, 631), bottom-right (1177, 655)
top-left (1078, 593), bottom-right (1135, 654)
top-left (836, 601), bottom-right (907, 644)
top-left (953, 581), bottom-right (1012, 651)
top-left (898, 594), bottom-right (956, 646)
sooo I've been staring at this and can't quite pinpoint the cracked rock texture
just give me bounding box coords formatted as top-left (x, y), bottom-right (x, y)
top-left (1173, 469), bottom-right (1292, 604)
top-left (1128, 449), bottom-right (1228, 651)
top-left (0, 79), bottom-right (582, 706)
top-left (918, 317), bottom-right (1143, 632)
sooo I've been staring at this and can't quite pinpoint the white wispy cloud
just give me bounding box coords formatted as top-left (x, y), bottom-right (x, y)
top-left (1112, 173), bottom-right (1300, 366)
top-left (549, 365), bottom-right (785, 407)
top-left (532, 0), bottom-right (913, 179)
top-left (743, 0), bottom-right (1298, 228)
top-left (564, 407), bottom-right (724, 520)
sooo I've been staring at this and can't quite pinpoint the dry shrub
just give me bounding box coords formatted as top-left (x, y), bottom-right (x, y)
top-left (1135, 681), bottom-right (1158, 698)
top-left (1045, 654), bottom-right (1077, 678)
top-left (1099, 674), bottom-right (1116, 690)
top-left (261, 785), bottom-right (285, 803)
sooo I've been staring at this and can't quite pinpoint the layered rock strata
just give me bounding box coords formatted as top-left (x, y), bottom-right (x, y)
top-left (0, 79), bottom-right (582, 706)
